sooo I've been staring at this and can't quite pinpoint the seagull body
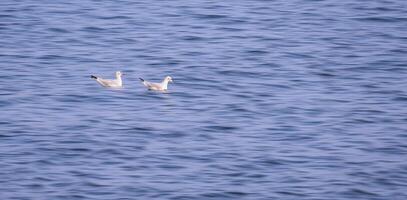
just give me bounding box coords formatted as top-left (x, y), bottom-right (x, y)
top-left (91, 71), bottom-right (123, 88)
top-left (139, 76), bottom-right (173, 91)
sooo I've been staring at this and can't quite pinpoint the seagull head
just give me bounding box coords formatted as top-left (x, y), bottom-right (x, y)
top-left (116, 71), bottom-right (123, 77)
top-left (165, 76), bottom-right (173, 83)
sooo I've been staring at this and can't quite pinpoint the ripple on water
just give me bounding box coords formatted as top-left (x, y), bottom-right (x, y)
top-left (1, 0), bottom-right (407, 199)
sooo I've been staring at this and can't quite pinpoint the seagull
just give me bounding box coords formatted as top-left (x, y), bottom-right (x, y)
top-left (91, 71), bottom-right (123, 88)
top-left (139, 76), bottom-right (173, 91)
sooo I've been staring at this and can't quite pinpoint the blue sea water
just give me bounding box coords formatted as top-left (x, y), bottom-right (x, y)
top-left (1, 0), bottom-right (407, 199)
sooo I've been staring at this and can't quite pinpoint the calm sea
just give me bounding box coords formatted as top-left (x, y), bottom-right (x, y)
top-left (1, 0), bottom-right (407, 199)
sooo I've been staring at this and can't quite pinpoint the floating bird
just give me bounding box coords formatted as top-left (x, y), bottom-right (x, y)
top-left (139, 76), bottom-right (173, 91)
top-left (91, 71), bottom-right (123, 88)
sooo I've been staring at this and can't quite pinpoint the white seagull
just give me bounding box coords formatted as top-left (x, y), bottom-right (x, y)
top-left (91, 71), bottom-right (123, 88)
top-left (139, 76), bottom-right (173, 91)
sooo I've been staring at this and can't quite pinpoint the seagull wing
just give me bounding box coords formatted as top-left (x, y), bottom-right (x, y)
top-left (97, 78), bottom-right (120, 87)
top-left (144, 81), bottom-right (163, 90)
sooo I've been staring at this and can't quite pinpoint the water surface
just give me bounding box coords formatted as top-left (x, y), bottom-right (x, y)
top-left (1, 0), bottom-right (407, 199)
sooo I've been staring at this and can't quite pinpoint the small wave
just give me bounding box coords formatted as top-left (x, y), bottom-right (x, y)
top-left (345, 188), bottom-right (379, 197)
top-left (99, 15), bottom-right (131, 20)
top-left (47, 27), bottom-right (70, 33)
top-left (81, 26), bottom-right (105, 32)
top-left (352, 16), bottom-right (407, 23)
top-left (193, 14), bottom-right (228, 20)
